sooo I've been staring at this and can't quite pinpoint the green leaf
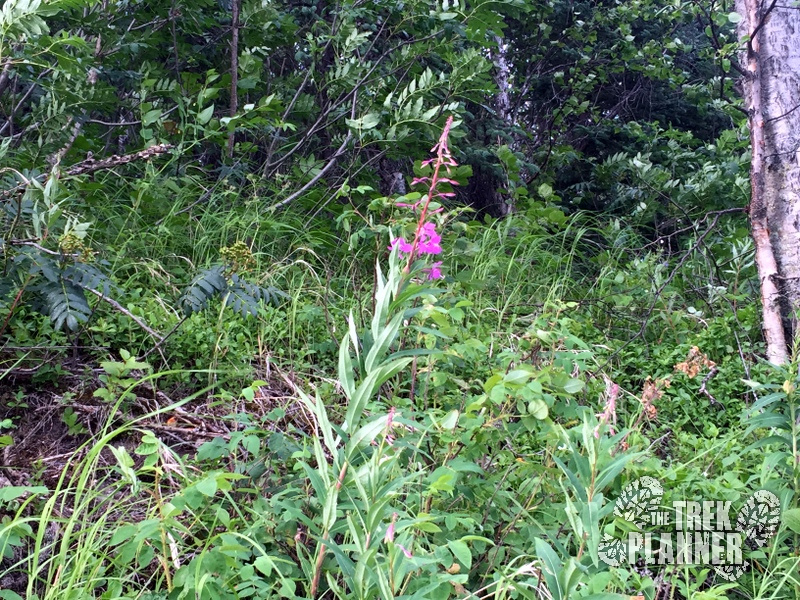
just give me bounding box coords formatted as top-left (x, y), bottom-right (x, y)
top-left (534, 538), bottom-right (563, 600)
top-left (195, 475), bottom-right (218, 497)
top-left (338, 334), bottom-right (356, 400)
top-left (504, 369), bottom-right (533, 385)
top-left (563, 378), bottom-right (584, 394)
top-left (527, 399), bottom-right (549, 420)
top-left (344, 356), bottom-right (413, 433)
top-left (198, 104), bottom-right (215, 125)
top-left (142, 109), bottom-right (162, 126)
top-left (427, 466), bottom-right (456, 495)
top-left (365, 311), bottom-right (404, 373)
top-left (448, 539), bottom-right (472, 568)
top-left (440, 409), bottom-right (459, 429)
top-left (180, 265), bottom-right (227, 315)
top-left (0, 485), bottom-right (49, 503)
top-left (483, 373), bottom-right (503, 394)
top-left (350, 414), bottom-right (389, 448)
top-left (253, 556), bottom-right (274, 577)
top-left (346, 112), bottom-right (380, 130)
top-left (782, 508), bottom-right (800, 534)
top-left (109, 524), bottom-right (137, 546)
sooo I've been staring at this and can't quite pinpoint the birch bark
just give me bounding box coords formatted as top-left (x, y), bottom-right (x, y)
top-left (737, 0), bottom-right (800, 363)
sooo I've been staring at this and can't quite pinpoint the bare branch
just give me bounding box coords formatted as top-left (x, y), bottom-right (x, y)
top-left (269, 132), bottom-right (352, 211)
top-left (0, 144), bottom-right (174, 200)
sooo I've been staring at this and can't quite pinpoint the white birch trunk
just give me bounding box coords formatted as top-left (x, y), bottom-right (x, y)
top-left (737, 0), bottom-right (800, 364)
top-left (493, 34), bottom-right (514, 216)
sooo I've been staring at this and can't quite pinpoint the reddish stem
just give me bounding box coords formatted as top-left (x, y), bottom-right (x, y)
top-left (403, 116), bottom-right (454, 273)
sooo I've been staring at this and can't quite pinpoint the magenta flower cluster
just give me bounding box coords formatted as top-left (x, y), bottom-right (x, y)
top-left (390, 222), bottom-right (442, 256)
top-left (390, 223), bottom-right (443, 280)
top-left (388, 116), bottom-right (458, 281)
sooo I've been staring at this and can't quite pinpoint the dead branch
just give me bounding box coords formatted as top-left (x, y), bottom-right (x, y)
top-left (0, 144), bottom-right (174, 200)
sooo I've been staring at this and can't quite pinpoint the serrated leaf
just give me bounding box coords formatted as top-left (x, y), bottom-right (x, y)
top-left (180, 265), bottom-right (227, 315)
top-left (225, 283), bottom-right (259, 317)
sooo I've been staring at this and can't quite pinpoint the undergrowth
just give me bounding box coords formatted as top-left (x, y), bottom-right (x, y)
top-left (1, 121), bottom-right (798, 600)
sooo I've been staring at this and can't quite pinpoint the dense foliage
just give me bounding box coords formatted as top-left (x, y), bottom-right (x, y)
top-left (1, 0), bottom-right (798, 599)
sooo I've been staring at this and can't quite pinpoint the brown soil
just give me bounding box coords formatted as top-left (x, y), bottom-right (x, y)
top-left (0, 365), bottom-right (307, 596)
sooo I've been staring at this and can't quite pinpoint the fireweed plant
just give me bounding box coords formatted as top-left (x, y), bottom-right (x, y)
top-left (389, 115), bottom-right (457, 281)
top-left (264, 118), bottom-right (537, 599)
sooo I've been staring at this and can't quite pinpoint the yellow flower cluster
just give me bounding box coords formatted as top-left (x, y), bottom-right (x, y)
top-left (58, 232), bottom-right (94, 262)
top-left (220, 240), bottom-right (255, 273)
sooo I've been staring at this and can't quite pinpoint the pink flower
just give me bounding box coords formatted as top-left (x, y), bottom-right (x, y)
top-left (385, 512), bottom-right (399, 543)
top-left (424, 261), bottom-right (443, 280)
top-left (389, 117), bottom-right (455, 281)
top-left (397, 544), bottom-right (413, 558)
top-left (417, 222), bottom-right (442, 255)
top-left (389, 237), bottom-right (413, 255)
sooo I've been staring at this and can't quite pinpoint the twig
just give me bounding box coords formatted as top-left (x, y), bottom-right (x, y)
top-left (699, 366), bottom-right (720, 405)
top-left (597, 211), bottom-right (729, 371)
top-left (87, 118), bottom-right (142, 126)
top-left (749, 0), bottom-right (780, 50)
top-left (48, 117), bottom-right (84, 167)
top-left (7, 240), bottom-right (80, 258)
top-left (262, 33), bottom-right (439, 178)
top-left (262, 65), bottom-right (315, 172)
top-left (0, 68), bottom-right (52, 136)
top-left (141, 315), bottom-right (189, 359)
top-left (0, 144), bottom-right (173, 200)
top-left (269, 132), bottom-right (352, 211)
top-left (154, 156), bottom-right (242, 225)
top-left (64, 143), bottom-right (173, 176)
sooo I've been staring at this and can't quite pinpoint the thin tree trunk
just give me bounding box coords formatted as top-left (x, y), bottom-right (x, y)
top-left (493, 35), bottom-right (512, 127)
top-left (737, 0), bottom-right (800, 364)
top-left (492, 34), bottom-right (514, 216)
top-left (227, 0), bottom-right (240, 158)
